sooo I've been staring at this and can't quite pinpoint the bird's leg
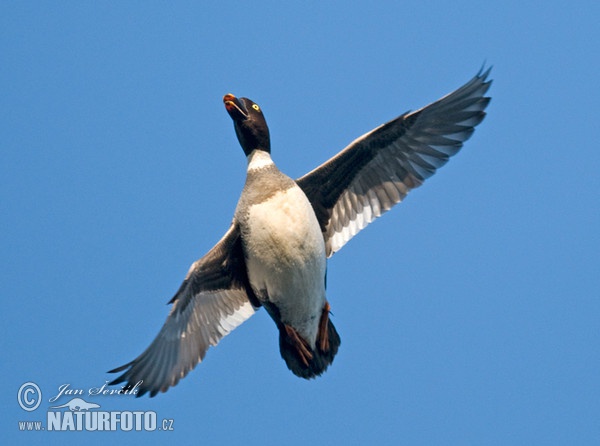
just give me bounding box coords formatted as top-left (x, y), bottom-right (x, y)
top-left (283, 324), bottom-right (313, 367)
top-left (317, 301), bottom-right (331, 353)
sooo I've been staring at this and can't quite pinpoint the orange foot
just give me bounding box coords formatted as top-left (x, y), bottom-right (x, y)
top-left (318, 302), bottom-right (331, 353)
top-left (284, 324), bottom-right (313, 367)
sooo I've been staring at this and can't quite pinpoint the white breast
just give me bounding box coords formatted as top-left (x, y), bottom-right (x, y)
top-left (242, 185), bottom-right (327, 346)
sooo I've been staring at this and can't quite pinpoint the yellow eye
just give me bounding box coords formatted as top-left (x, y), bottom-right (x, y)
top-left (252, 104), bottom-right (260, 111)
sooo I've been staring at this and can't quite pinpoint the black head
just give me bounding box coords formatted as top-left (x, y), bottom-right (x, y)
top-left (223, 94), bottom-right (270, 156)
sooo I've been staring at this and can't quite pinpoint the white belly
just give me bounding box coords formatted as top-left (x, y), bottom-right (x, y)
top-left (241, 186), bottom-right (326, 346)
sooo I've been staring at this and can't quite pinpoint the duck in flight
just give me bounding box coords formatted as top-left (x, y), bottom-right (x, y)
top-left (109, 68), bottom-right (492, 397)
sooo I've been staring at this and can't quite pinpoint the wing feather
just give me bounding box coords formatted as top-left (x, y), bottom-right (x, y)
top-left (297, 68), bottom-right (492, 256)
top-left (109, 224), bottom-right (257, 397)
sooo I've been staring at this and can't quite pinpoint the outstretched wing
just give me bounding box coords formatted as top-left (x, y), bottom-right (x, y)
top-left (109, 223), bottom-right (258, 397)
top-left (297, 68), bottom-right (492, 257)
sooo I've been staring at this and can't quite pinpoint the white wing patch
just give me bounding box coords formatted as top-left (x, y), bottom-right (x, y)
top-left (327, 169), bottom-right (420, 255)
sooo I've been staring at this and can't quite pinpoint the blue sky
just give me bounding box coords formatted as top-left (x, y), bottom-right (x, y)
top-left (2, 1), bottom-right (599, 445)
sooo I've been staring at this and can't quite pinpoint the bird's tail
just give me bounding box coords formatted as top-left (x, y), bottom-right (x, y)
top-left (278, 307), bottom-right (341, 379)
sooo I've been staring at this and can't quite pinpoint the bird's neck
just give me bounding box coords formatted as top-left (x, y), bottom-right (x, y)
top-left (247, 149), bottom-right (274, 172)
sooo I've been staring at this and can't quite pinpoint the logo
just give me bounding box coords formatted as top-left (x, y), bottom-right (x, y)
top-left (18, 382), bottom-right (42, 412)
top-left (51, 397), bottom-right (100, 411)
top-left (17, 381), bottom-right (174, 433)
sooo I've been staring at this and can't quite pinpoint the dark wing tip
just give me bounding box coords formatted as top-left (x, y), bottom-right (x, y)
top-left (478, 62), bottom-right (492, 76)
top-left (107, 365), bottom-right (132, 389)
top-left (107, 365), bottom-right (157, 398)
top-left (476, 64), bottom-right (494, 93)
top-left (107, 362), bottom-right (132, 375)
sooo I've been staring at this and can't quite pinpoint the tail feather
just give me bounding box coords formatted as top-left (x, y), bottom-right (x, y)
top-left (279, 319), bottom-right (341, 379)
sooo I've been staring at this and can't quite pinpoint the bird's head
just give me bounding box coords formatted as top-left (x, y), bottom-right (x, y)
top-left (223, 94), bottom-right (270, 156)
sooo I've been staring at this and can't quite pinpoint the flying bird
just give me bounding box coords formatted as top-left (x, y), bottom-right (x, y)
top-left (109, 68), bottom-right (492, 397)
